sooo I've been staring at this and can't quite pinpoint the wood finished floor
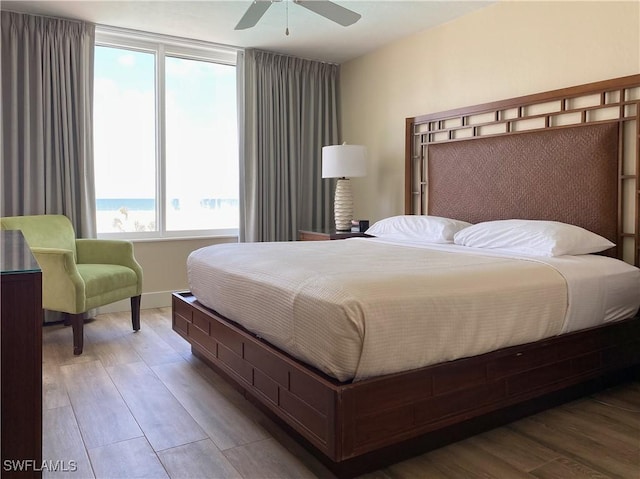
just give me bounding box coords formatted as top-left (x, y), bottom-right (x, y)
top-left (43, 308), bottom-right (640, 479)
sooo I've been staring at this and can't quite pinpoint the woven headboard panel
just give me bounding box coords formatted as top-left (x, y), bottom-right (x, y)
top-left (406, 74), bottom-right (640, 265)
top-left (428, 123), bottom-right (618, 245)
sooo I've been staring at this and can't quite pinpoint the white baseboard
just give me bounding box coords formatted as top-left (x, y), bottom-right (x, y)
top-left (96, 291), bottom-right (173, 314)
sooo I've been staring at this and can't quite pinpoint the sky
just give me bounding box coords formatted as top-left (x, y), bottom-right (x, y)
top-left (93, 45), bottom-right (238, 202)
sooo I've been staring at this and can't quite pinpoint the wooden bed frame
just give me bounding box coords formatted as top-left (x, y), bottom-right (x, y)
top-left (173, 75), bottom-right (640, 477)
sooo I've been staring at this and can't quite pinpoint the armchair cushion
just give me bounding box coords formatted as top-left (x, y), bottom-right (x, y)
top-left (76, 239), bottom-right (143, 294)
top-left (77, 264), bottom-right (139, 311)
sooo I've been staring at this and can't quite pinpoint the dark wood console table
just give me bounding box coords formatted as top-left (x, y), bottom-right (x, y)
top-left (1, 230), bottom-right (43, 478)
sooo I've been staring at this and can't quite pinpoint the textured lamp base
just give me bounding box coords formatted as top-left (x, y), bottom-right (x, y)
top-left (334, 178), bottom-right (353, 231)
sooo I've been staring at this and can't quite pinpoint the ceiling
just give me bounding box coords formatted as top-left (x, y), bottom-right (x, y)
top-left (1, 1), bottom-right (492, 64)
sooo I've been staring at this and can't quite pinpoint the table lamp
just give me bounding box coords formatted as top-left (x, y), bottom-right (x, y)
top-left (322, 143), bottom-right (367, 231)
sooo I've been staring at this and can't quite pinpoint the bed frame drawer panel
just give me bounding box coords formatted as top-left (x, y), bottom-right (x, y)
top-left (280, 388), bottom-right (329, 444)
top-left (556, 335), bottom-right (602, 359)
top-left (414, 381), bottom-right (506, 425)
top-left (253, 368), bottom-right (279, 404)
top-left (570, 352), bottom-right (601, 374)
top-left (173, 295), bottom-right (193, 321)
top-left (432, 359), bottom-right (487, 394)
top-left (507, 359), bottom-right (574, 395)
top-left (289, 369), bottom-right (333, 416)
top-left (173, 312), bottom-right (190, 338)
top-left (487, 344), bottom-right (558, 379)
top-left (602, 340), bottom-right (640, 369)
top-left (218, 343), bottom-right (253, 384)
top-left (352, 372), bottom-right (432, 415)
top-left (209, 317), bottom-right (243, 356)
top-left (244, 341), bottom-right (289, 387)
top-left (192, 312), bottom-right (210, 335)
top-left (354, 405), bottom-right (414, 446)
top-left (172, 296), bottom-right (192, 338)
top-left (190, 322), bottom-right (216, 357)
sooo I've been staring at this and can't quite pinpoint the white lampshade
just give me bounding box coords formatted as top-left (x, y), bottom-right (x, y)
top-left (322, 144), bottom-right (367, 179)
top-left (322, 144), bottom-right (367, 231)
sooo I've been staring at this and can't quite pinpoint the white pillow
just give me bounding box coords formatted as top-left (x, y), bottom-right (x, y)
top-left (453, 219), bottom-right (615, 257)
top-left (365, 215), bottom-right (472, 243)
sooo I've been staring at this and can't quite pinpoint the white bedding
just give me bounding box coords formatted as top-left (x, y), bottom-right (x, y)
top-left (370, 238), bottom-right (640, 333)
top-left (187, 238), bottom-right (640, 382)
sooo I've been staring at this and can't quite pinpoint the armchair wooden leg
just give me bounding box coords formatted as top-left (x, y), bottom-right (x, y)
top-left (131, 295), bottom-right (141, 331)
top-left (70, 313), bottom-right (84, 355)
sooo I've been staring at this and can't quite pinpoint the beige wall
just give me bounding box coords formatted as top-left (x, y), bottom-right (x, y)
top-left (99, 236), bottom-right (236, 313)
top-left (340, 1), bottom-right (640, 222)
top-left (133, 236), bottom-right (236, 294)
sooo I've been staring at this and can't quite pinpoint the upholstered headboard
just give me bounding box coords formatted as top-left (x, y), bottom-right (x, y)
top-left (405, 75), bottom-right (640, 265)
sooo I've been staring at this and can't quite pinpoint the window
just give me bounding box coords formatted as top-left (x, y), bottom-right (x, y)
top-left (94, 29), bottom-right (239, 238)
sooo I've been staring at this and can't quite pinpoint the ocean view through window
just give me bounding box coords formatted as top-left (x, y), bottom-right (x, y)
top-left (94, 29), bottom-right (239, 237)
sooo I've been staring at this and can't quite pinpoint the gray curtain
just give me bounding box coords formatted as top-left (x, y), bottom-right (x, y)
top-left (1, 11), bottom-right (96, 238)
top-left (239, 49), bottom-right (339, 242)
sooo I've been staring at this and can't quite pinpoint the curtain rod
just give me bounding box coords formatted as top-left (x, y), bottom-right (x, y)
top-left (97, 23), bottom-right (243, 54)
top-left (1, 9), bottom-right (86, 25)
top-left (249, 48), bottom-right (339, 67)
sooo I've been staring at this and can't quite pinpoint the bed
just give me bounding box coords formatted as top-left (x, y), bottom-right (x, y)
top-left (172, 74), bottom-right (640, 477)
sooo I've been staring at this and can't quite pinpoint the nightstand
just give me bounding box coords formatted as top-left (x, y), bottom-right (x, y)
top-left (298, 228), bottom-right (371, 241)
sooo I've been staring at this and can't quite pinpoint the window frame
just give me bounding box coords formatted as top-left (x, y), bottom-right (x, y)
top-left (94, 26), bottom-right (240, 240)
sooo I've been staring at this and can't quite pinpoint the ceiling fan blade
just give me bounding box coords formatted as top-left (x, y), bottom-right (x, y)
top-left (295, 1), bottom-right (361, 27)
top-left (235, 1), bottom-right (273, 30)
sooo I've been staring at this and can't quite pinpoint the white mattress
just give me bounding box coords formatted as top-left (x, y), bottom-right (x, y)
top-left (187, 238), bottom-right (640, 382)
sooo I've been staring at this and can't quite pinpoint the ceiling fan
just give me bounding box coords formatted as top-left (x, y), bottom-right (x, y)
top-left (235, 0), bottom-right (362, 31)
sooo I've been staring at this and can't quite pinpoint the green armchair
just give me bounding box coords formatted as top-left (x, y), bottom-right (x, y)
top-left (1, 215), bottom-right (143, 355)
